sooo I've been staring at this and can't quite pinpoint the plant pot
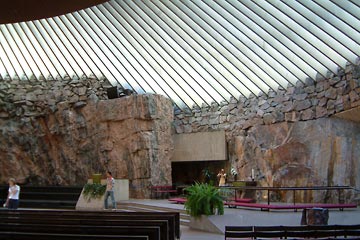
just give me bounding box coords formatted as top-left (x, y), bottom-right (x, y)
top-left (189, 215), bottom-right (223, 234)
top-left (92, 173), bottom-right (102, 184)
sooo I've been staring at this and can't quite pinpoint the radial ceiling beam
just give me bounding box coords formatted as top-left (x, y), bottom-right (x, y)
top-left (0, 0), bottom-right (359, 111)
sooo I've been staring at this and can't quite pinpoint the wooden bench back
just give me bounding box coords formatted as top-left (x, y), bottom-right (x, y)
top-left (0, 231), bottom-right (148, 240)
top-left (0, 209), bottom-right (180, 240)
top-left (225, 224), bottom-right (360, 239)
top-left (0, 209), bottom-right (180, 239)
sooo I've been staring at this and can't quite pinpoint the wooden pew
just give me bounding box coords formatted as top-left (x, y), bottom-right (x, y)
top-left (0, 223), bottom-right (159, 239)
top-left (0, 216), bottom-right (162, 240)
top-left (1, 209), bottom-right (180, 239)
top-left (225, 224), bottom-right (360, 239)
top-left (223, 226), bottom-right (254, 239)
top-left (0, 209), bottom-right (180, 240)
top-left (253, 226), bottom-right (286, 238)
top-left (0, 221), bottom-right (163, 239)
top-left (0, 232), bottom-right (148, 240)
top-left (284, 225), bottom-right (360, 239)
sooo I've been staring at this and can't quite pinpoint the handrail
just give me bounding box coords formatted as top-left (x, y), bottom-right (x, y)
top-left (221, 185), bottom-right (355, 206)
top-left (222, 185), bottom-right (353, 190)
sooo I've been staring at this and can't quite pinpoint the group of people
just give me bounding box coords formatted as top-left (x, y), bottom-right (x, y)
top-left (2, 171), bottom-right (117, 210)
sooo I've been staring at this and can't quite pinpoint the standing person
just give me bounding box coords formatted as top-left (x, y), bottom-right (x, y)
top-left (217, 169), bottom-right (227, 187)
top-left (5, 178), bottom-right (20, 209)
top-left (104, 171), bottom-right (116, 210)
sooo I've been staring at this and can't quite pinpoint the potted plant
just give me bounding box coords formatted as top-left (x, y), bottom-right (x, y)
top-left (184, 182), bottom-right (224, 233)
top-left (86, 167), bottom-right (104, 200)
top-left (82, 182), bottom-right (106, 202)
top-left (184, 182), bottom-right (224, 217)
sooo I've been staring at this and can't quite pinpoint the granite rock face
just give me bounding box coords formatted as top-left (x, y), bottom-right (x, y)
top-left (229, 118), bottom-right (360, 203)
top-left (0, 92), bottom-right (173, 198)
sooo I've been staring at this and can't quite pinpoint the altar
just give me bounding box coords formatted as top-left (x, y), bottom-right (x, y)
top-left (230, 180), bottom-right (257, 201)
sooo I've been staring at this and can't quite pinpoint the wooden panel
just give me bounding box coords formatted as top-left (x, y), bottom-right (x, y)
top-left (171, 131), bottom-right (227, 162)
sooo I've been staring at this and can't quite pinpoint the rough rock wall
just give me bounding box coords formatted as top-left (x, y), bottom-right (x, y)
top-left (174, 61), bottom-right (360, 203)
top-left (0, 77), bottom-right (173, 198)
top-left (90, 95), bottom-right (174, 198)
top-left (229, 118), bottom-right (360, 203)
top-left (0, 76), bottom-right (108, 186)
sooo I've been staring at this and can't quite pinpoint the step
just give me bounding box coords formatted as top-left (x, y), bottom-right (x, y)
top-left (118, 201), bottom-right (190, 226)
top-left (123, 202), bottom-right (187, 213)
top-left (120, 203), bottom-right (189, 218)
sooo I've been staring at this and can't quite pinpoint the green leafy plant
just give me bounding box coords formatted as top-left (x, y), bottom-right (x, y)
top-left (184, 182), bottom-right (224, 218)
top-left (83, 183), bottom-right (106, 201)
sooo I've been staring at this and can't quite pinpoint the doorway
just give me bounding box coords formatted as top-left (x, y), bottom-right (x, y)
top-left (171, 160), bottom-right (227, 186)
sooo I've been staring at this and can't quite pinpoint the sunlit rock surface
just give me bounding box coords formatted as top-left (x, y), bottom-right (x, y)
top-left (0, 91), bottom-right (173, 198)
top-left (229, 118), bottom-right (360, 203)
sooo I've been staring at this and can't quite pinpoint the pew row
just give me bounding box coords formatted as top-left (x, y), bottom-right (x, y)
top-left (0, 209), bottom-right (180, 240)
top-left (225, 224), bottom-right (360, 239)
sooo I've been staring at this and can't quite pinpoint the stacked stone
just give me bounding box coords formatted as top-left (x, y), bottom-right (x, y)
top-left (0, 74), bottom-right (109, 119)
top-left (174, 62), bottom-right (360, 137)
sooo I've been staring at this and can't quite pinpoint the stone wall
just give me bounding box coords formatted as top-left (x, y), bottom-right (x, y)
top-left (0, 76), bottom-right (173, 198)
top-left (174, 62), bottom-right (360, 136)
top-left (0, 75), bottom-right (109, 118)
top-left (174, 61), bottom-right (360, 203)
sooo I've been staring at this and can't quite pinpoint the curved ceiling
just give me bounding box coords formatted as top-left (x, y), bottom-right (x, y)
top-left (0, 0), bottom-right (359, 110)
top-left (0, 0), bottom-right (108, 24)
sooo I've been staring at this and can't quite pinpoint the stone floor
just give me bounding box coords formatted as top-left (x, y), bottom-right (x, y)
top-left (121, 199), bottom-right (360, 240)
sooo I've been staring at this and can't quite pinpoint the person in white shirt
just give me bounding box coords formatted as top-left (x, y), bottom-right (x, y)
top-left (5, 178), bottom-right (20, 209)
top-left (104, 171), bottom-right (116, 210)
